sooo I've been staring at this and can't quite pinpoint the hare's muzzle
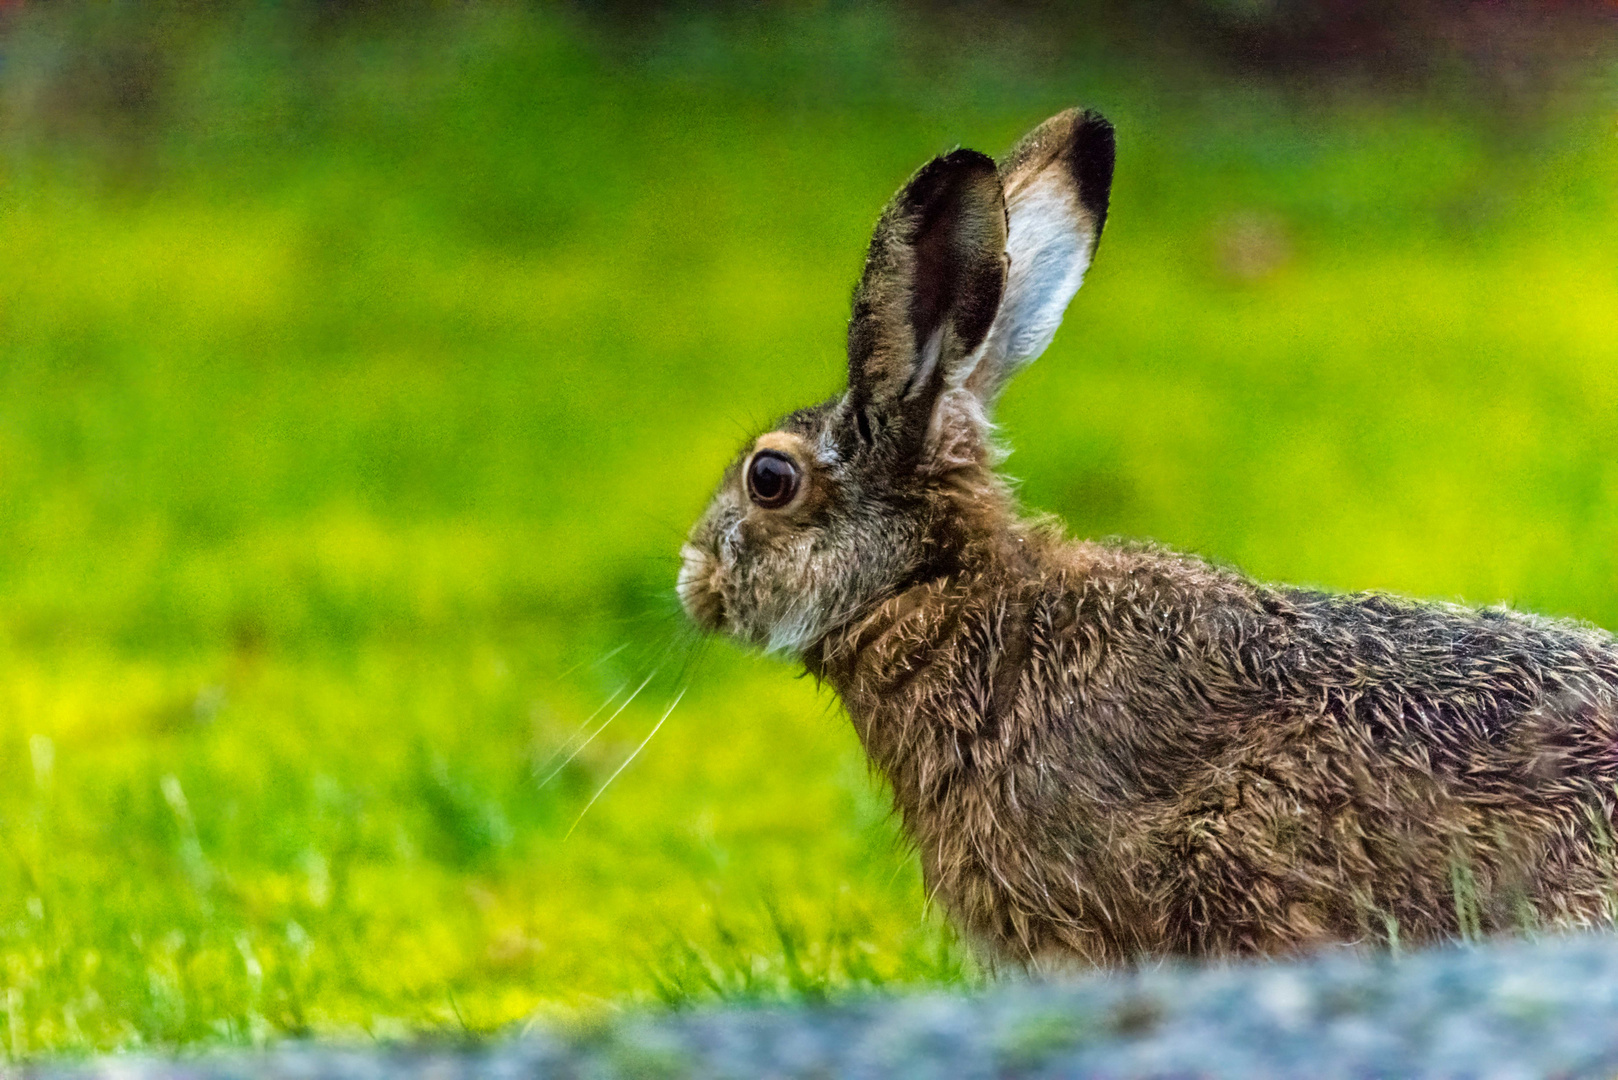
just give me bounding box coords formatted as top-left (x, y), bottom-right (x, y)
top-left (677, 543), bottom-right (726, 631)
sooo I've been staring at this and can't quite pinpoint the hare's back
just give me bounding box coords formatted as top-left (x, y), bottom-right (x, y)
top-left (1058, 546), bottom-right (1618, 777)
top-left (1260, 588), bottom-right (1618, 774)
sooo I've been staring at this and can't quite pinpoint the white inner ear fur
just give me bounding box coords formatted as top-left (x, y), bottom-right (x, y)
top-left (907, 323), bottom-right (947, 401)
top-left (963, 170), bottom-right (1096, 398)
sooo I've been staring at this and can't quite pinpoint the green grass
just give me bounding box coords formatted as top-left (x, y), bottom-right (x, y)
top-left (1, 0), bottom-right (1616, 1058)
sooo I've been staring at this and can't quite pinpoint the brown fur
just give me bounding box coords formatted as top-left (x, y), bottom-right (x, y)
top-left (679, 109), bottom-right (1618, 968)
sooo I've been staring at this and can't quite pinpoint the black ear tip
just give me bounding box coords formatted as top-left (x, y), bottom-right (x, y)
top-left (901, 147), bottom-right (1002, 215)
top-left (1066, 110), bottom-right (1116, 233)
top-left (939, 147), bottom-right (999, 174)
top-left (913, 147), bottom-right (998, 188)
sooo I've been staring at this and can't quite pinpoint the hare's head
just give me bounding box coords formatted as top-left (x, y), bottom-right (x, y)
top-left (679, 109), bottom-right (1115, 654)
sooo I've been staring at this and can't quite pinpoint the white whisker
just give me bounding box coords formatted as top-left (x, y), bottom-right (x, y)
top-left (532, 679), bottom-right (630, 778)
top-left (536, 669), bottom-right (659, 790)
top-left (564, 687), bottom-right (686, 841)
top-left (533, 640), bottom-right (649, 776)
top-left (555, 641), bottom-right (630, 682)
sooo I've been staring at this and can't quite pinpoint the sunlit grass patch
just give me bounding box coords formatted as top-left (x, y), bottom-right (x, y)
top-left (0, 638), bottom-right (968, 1054)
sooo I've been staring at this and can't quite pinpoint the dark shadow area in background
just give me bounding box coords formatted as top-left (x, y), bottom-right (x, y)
top-left (568, 0), bottom-right (1618, 124)
top-left (5, 1), bottom-right (1618, 170)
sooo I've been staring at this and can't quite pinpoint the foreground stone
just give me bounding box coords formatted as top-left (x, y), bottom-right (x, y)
top-left (34, 933), bottom-right (1618, 1079)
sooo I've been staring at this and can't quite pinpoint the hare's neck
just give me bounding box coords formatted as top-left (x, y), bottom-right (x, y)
top-left (804, 549), bottom-right (1034, 799)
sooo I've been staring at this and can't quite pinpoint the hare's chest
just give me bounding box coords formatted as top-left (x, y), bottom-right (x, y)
top-left (899, 752), bottom-right (1158, 967)
top-left (851, 700), bottom-right (1150, 961)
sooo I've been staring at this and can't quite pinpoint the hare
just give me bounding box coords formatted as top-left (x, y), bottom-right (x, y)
top-left (677, 108), bottom-right (1618, 967)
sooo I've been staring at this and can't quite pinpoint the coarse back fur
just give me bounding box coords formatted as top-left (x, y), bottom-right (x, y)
top-left (679, 109), bottom-right (1618, 967)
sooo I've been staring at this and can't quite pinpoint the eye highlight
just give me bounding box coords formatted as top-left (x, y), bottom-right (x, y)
top-left (745, 450), bottom-right (801, 509)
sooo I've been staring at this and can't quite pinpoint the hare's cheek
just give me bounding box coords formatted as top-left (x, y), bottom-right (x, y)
top-left (719, 521), bottom-right (747, 563)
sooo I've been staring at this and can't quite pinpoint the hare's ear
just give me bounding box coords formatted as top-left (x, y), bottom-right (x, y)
top-left (963, 109), bottom-right (1114, 406)
top-left (844, 149), bottom-right (1008, 453)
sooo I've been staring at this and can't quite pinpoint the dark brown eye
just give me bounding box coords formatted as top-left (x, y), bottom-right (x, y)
top-left (746, 450), bottom-right (801, 509)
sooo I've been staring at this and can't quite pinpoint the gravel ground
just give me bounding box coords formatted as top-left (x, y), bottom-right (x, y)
top-left (34, 933), bottom-right (1618, 1079)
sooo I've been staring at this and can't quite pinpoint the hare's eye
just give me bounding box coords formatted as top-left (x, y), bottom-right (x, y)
top-left (746, 450), bottom-right (801, 510)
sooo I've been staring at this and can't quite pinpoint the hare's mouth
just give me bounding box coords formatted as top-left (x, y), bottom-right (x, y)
top-left (676, 543), bottom-right (726, 631)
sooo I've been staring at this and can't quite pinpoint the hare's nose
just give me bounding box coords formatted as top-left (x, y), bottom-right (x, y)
top-left (676, 544), bottom-right (725, 630)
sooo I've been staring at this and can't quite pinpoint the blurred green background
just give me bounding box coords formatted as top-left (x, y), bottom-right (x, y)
top-left (1, 0), bottom-right (1616, 1058)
